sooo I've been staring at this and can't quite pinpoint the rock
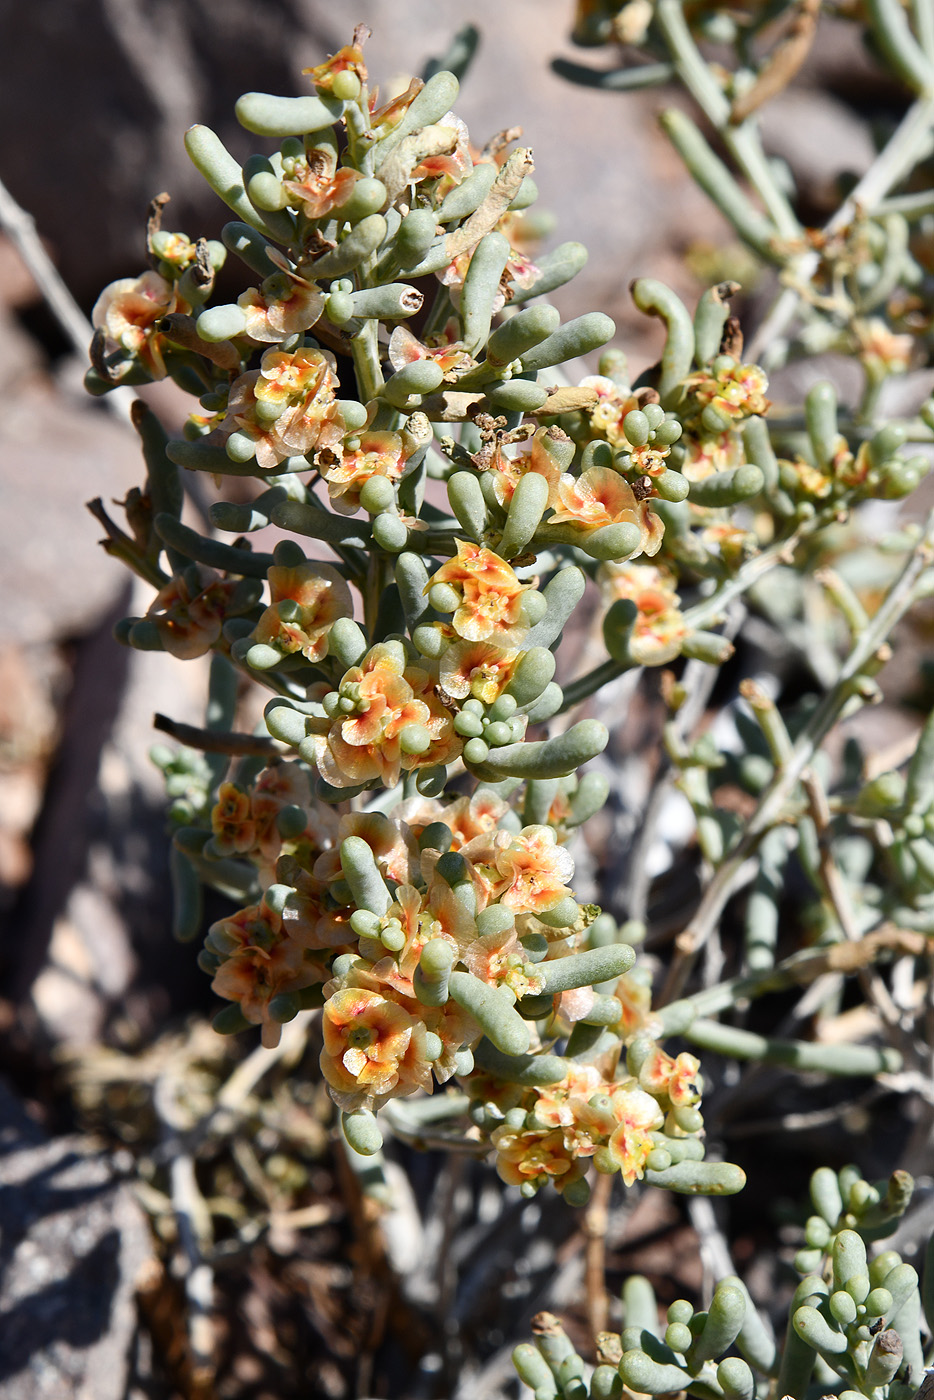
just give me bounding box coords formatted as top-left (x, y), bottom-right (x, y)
top-left (0, 1078), bottom-right (152, 1399)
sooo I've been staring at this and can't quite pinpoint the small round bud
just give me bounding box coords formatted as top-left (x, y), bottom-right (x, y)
top-left (399, 723), bottom-right (432, 755)
top-left (360, 475), bottom-right (396, 514)
top-left (454, 710), bottom-right (484, 738)
top-left (372, 512), bottom-right (408, 552)
top-left (225, 430), bottom-right (256, 463)
top-left (865, 1287), bottom-right (892, 1318)
top-left (623, 409), bottom-right (650, 447)
top-left (350, 908), bottom-right (381, 938)
top-left (845, 1274), bottom-right (871, 1303)
top-left (655, 414), bottom-right (683, 442)
top-left (665, 1322), bottom-right (693, 1354)
top-left (429, 582), bottom-right (461, 614)
top-left (331, 69), bottom-right (361, 101)
top-left (829, 1290), bottom-right (858, 1325)
top-left (805, 1215), bottom-right (832, 1249)
top-left (484, 720), bottom-right (512, 747)
top-left (268, 992), bottom-right (300, 1024)
top-left (488, 693), bottom-right (518, 720)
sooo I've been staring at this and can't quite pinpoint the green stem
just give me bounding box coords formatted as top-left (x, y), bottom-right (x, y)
top-left (344, 92), bottom-right (375, 177)
top-left (660, 509), bottom-right (934, 1003)
top-left (748, 95), bottom-right (934, 361)
top-left (654, 0), bottom-right (801, 239)
top-left (682, 522), bottom-right (810, 632)
top-left (350, 317), bottom-right (384, 404)
top-left (559, 524), bottom-right (811, 712)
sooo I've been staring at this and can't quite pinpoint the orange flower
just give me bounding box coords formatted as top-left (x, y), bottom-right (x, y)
top-left (488, 432), bottom-right (564, 510)
top-left (249, 761), bottom-right (317, 863)
top-left (369, 77), bottom-right (424, 134)
top-left (320, 986), bottom-right (433, 1110)
top-left (304, 42), bottom-right (368, 93)
top-left (397, 791), bottom-right (507, 850)
top-left (319, 430), bottom-right (410, 515)
top-left (578, 1083), bottom-right (664, 1186)
top-left (681, 429), bottom-right (742, 483)
top-left (92, 270), bottom-right (179, 380)
top-left (638, 1048), bottom-right (702, 1108)
top-left (551, 467), bottom-right (665, 556)
top-left (465, 924), bottom-right (545, 1000)
top-left (273, 851), bottom-right (354, 951)
top-left (211, 782), bottom-right (256, 856)
top-left (315, 644), bottom-right (461, 789)
top-left (613, 972), bottom-right (653, 1036)
top-left (145, 568), bottom-right (243, 659)
top-left (682, 361), bottom-right (770, 423)
top-left (598, 561), bottom-right (686, 665)
top-left (443, 791), bottom-right (508, 847)
top-left (534, 1064), bottom-right (604, 1130)
top-left (605, 1086), bottom-right (665, 1185)
top-left (490, 1123), bottom-right (587, 1191)
top-left (210, 903), bottom-right (319, 1048)
top-left (252, 561), bottom-right (352, 662)
top-left (313, 810), bottom-right (419, 889)
top-left (224, 347), bottom-right (344, 469)
top-left (376, 879), bottom-right (475, 988)
top-left (282, 145), bottom-right (361, 220)
top-left (428, 542), bottom-right (531, 643)
top-left (150, 230), bottom-right (199, 273)
top-left (255, 347), bottom-right (344, 451)
top-left (579, 375), bottom-right (642, 449)
top-left (238, 263), bottom-right (324, 343)
top-left (439, 640), bottom-right (520, 703)
top-left (387, 325), bottom-right (473, 376)
top-left (624, 442), bottom-right (670, 478)
top-left (492, 825), bottom-right (575, 913)
top-left (853, 317), bottom-right (913, 376)
top-left (412, 115), bottom-right (473, 195)
top-left (700, 520), bottom-right (757, 569)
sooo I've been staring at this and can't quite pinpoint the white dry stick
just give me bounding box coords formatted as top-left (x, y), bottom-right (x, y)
top-left (0, 173), bottom-right (134, 422)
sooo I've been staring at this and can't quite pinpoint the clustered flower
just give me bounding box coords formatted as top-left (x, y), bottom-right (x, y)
top-left (200, 765), bottom-right (707, 1192)
top-left (482, 1040), bottom-right (704, 1195)
top-left (97, 28), bottom-right (873, 1207)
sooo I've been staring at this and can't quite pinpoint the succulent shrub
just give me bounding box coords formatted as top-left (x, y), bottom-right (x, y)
top-left (87, 0), bottom-right (934, 1325)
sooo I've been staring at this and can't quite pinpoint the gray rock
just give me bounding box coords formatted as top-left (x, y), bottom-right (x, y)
top-left (0, 1079), bottom-right (152, 1400)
